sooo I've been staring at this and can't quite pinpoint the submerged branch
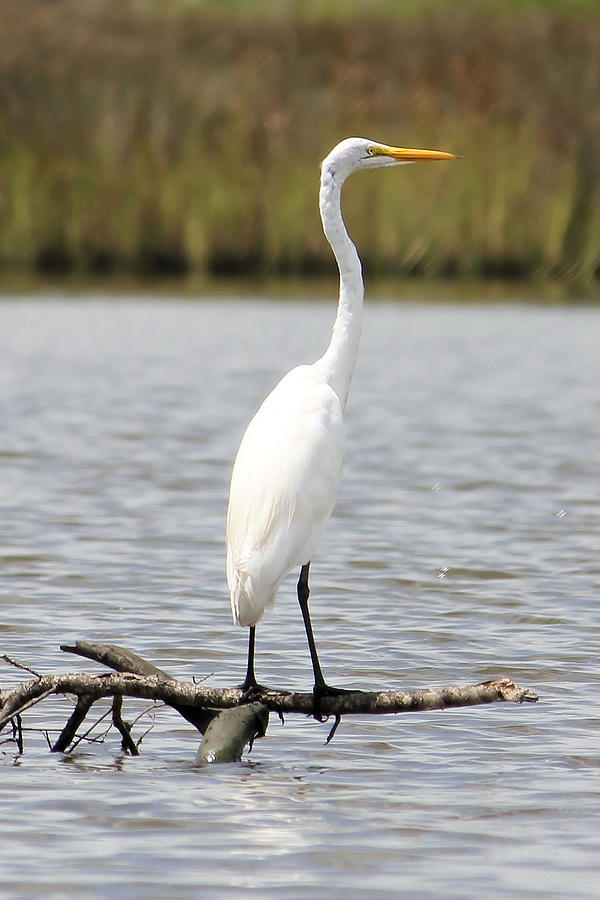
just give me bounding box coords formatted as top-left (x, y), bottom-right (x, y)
top-left (59, 641), bottom-right (257, 761)
top-left (196, 703), bottom-right (269, 765)
top-left (51, 694), bottom-right (94, 753)
top-left (60, 641), bottom-right (219, 735)
top-left (0, 642), bottom-right (538, 761)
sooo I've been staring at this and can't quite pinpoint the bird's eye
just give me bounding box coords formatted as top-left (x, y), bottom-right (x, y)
top-left (366, 146), bottom-right (377, 157)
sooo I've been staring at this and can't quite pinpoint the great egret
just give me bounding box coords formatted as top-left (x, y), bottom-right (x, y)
top-left (226, 137), bottom-right (457, 711)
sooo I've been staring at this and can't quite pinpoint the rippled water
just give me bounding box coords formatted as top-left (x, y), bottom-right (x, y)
top-left (1, 295), bottom-right (599, 898)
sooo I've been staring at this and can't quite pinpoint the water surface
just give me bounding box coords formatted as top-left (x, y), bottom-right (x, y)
top-left (1, 296), bottom-right (599, 898)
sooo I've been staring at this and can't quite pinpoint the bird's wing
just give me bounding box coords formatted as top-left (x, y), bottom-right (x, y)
top-left (227, 366), bottom-right (345, 625)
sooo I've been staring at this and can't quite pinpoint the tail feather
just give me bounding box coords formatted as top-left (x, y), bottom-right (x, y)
top-left (229, 568), bottom-right (275, 627)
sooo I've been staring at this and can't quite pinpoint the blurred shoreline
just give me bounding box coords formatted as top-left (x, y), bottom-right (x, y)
top-left (1, 272), bottom-right (597, 304)
top-left (1, 0), bottom-right (598, 288)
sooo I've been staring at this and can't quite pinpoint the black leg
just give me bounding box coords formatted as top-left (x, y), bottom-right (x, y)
top-left (239, 625), bottom-right (260, 697)
top-left (297, 563), bottom-right (327, 689)
top-left (297, 563), bottom-right (358, 721)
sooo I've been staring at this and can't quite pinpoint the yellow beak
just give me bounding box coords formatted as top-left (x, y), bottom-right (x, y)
top-left (377, 145), bottom-right (459, 162)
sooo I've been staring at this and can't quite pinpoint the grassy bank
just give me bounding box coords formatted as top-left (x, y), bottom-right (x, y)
top-left (1, 0), bottom-right (599, 284)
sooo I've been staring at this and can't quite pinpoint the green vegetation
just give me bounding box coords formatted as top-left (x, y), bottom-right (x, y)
top-left (194, 0), bottom-right (600, 20)
top-left (1, 0), bottom-right (599, 285)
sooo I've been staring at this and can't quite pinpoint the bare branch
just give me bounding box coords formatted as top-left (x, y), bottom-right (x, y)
top-left (51, 695), bottom-right (94, 753)
top-left (60, 642), bottom-right (170, 678)
top-left (0, 640), bottom-right (539, 763)
top-left (12, 714), bottom-right (24, 754)
top-left (128, 703), bottom-right (161, 747)
top-left (0, 686), bottom-right (57, 730)
top-left (111, 695), bottom-right (139, 756)
top-left (1, 654), bottom-right (41, 678)
top-left (68, 706), bottom-right (113, 752)
top-left (60, 641), bottom-right (218, 735)
top-left (1, 671), bottom-right (538, 734)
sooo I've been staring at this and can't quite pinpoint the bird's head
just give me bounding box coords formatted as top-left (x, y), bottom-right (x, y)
top-left (321, 137), bottom-right (459, 183)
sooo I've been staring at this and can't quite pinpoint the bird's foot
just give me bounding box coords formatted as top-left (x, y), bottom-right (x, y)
top-left (237, 680), bottom-right (269, 704)
top-left (312, 683), bottom-right (363, 723)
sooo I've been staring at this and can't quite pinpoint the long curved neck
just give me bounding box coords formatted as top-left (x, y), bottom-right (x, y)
top-left (316, 166), bottom-right (363, 409)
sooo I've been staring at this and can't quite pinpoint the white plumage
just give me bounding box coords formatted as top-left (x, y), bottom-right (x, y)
top-left (226, 137), bottom-right (457, 696)
top-left (227, 365), bottom-right (344, 627)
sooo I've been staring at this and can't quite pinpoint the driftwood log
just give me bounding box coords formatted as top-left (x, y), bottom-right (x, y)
top-left (0, 642), bottom-right (538, 763)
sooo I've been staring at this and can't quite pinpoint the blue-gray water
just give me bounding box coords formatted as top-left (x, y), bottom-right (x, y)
top-left (1, 296), bottom-right (599, 899)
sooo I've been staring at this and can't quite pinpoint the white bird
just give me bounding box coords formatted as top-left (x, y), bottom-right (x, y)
top-left (226, 137), bottom-right (457, 710)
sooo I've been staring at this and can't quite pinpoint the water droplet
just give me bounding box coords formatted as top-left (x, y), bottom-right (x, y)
top-left (555, 509), bottom-right (566, 519)
top-left (438, 565), bottom-right (449, 579)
